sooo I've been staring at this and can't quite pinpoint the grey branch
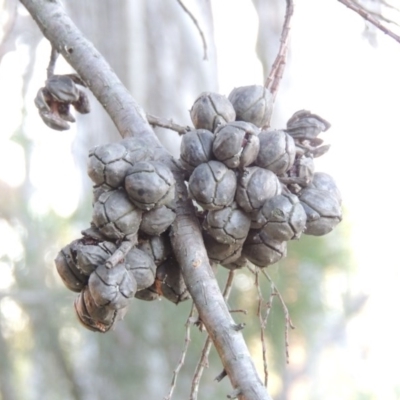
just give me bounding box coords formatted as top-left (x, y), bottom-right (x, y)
top-left (19, 1), bottom-right (271, 399)
top-left (338, 0), bottom-right (400, 43)
top-left (264, 0), bottom-right (294, 115)
top-left (146, 113), bottom-right (192, 135)
top-left (176, 0), bottom-right (208, 60)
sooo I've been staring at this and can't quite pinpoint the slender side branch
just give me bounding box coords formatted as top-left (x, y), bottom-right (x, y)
top-left (260, 269), bottom-right (295, 363)
top-left (337, 0), bottom-right (400, 43)
top-left (164, 303), bottom-right (196, 400)
top-left (176, 0), bottom-right (208, 60)
top-left (46, 46), bottom-right (59, 78)
top-left (146, 113), bottom-right (192, 135)
top-left (264, 0), bottom-right (294, 108)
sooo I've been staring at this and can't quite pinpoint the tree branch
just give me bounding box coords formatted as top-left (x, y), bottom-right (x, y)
top-left (338, 0), bottom-right (400, 44)
top-left (19, 1), bottom-right (271, 399)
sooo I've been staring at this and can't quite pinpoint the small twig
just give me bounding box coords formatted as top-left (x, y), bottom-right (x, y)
top-left (254, 269), bottom-right (274, 386)
top-left (265, 0), bottom-right (294, 114)
top-left (46, 46), bottom-right (59, 79)
top-left (105, 235), bottom-right (137, 268)
top-left (379, 0), bottom-right (399, 12)
top-left (146, 113), bottom-right (191, 135)
top-left (189, 270), bottom-right (236, 400)
top-left (229, 308), bottom-right (248, 315)
top-left (261, 269), bottom-right (295, 363)
top-left (215, 369), bottom-right (227, 382)
top-left (337, 0), bottom-right (400, 43)
top-left (365, 8), bottom-right (400, 27)
top-left (164, 303), bottom-right (196, 400)
top-left (176, 0), bottom-right (208, 60)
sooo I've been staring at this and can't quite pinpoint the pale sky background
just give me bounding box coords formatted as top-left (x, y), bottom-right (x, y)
top-left (1, 0), bottom-right (400, 399)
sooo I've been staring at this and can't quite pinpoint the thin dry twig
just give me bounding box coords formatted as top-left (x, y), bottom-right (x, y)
top-left (260, 269), bottom-right (295, 363)
top-left (337, 0), bottom-right (400, 43)
top-left (229, 308), bottom-right (248, 315)
top-left (146, 113), bottom-right (191, 135)
top-left (247, 265), bottom-right (295, 366)
top-left (379, 0), bottom-right (399, 12)
top-left (46, 46), bottom-right (59, 79)
top-left (176, 0), bottom-right (208, 60)
top-left (190, 270), bottom-right (236, 400)
top-left (364, 7), bottom-right (400, 27)
top-left (264, 0), bottom-right (294, 111)
top-left (164, 303), bottom-right (197, 400)
top-left (254, 269), bottom-right (275, 386)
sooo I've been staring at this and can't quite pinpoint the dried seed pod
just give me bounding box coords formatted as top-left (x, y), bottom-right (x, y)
top-left (35, 88), bottom-right (71, 130)
top-left (137, 234), bottom-right (172, 266)
top-left (140, 205), bottom-right (176, 236)
top-left (228, 85), bottom-right (273, 128)
top-left (203, 202), bottom-right (251, 244)
top-left (92, 189), bottom-right (142, 240)
top-left (310, 172), bottom-right (342, 204)
top-left (89, 263), bottom-right (137, 310)
top-left (221, 255), bottom-right (248, 270)
top-left (45, 75), bottom-right (80, 103)
top-left (242, 230), bottom-right (287, 268)
top-left (213, 121), bottom-right (260, 169)
top-left (299, 187), bottom-right (342, 236)
top-left (88, 142), bottom-right (130, 188)
top-left (203, 232), bottom-right (244, 265)
top-left (236, 166), bottom-right (281, 213)
top-left (55, 242), bottom-right (87, 292)
top-left (124, 161), bottom-right (175, 211)
top-left (156, 258), bottom-right (190, 304)
top-left (188, 161), bottom-right (237, 210)
top-left (134, 286), bottom-right (160, 301)
top-left (179, 129), bottom-right (214, 173)
top-left (74, 286), bottom-right (127, 332)
top-left (73, 90), bottom-right (90, 114)
top-left (124, 247), bottom-right (157, 290)
top-left (285, 155), bottom-right (315, 193)
top-left (88, 138), bottom-right (153, 189)
top-left (255, 192), bottom-right (307, 241)
top-left (286, 110), bottom-right (330, 144)
top-left (57, 102), bottom-right (75, 122)
top-left (256, 129), bottom-right (295, 175)
top-left (190, 92), bottom-right (236, 132)
top-left (92, 183), bottom-right (113, 203)
top-left (74, 238), bottom-right (116, 275)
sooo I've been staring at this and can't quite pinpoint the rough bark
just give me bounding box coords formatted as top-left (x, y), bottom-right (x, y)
top-left (19, 1), bottom-right (272, 399)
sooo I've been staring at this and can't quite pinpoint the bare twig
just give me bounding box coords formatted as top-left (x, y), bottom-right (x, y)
top-left (146, 113), bottom-right (191, 135)
top-left (176, 0), bottom-right (208, 60)
top-left (261, 269), bottom-right (295, 363)
top-left (105, 235), bottom-right (138, 269)
top-left (229, 309), bottom-right (248, 315)
top-left (364, 7), bottom-right (400, 27)
top-left (379, 0), bottom-right (399, 12)
top-left (190, 270), bottom-right (236, 400)
top-left (264, 0), bottom-right (294, 115)
top-left (338, 0), bottom-right (400, 43)
top-left (164, 303), bottom-right (196, 400)
top-left (46, 46), bottom-right (59, 79)
top-left (254, 269), bottom-right (275, 386)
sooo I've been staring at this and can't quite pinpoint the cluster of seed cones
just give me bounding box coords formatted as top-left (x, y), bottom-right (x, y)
top-left (53, 83), bottom-right (342, 332)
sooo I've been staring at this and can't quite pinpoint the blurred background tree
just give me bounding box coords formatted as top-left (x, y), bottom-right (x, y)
top-left (2, 0), bottom-right (398, 399)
